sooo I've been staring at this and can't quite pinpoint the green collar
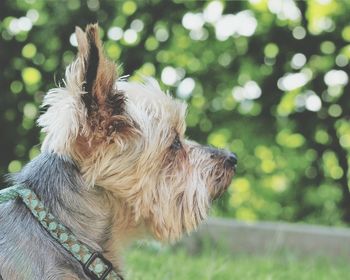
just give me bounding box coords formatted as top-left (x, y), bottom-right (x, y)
top-left (0, 185), bottom-right (123, 280)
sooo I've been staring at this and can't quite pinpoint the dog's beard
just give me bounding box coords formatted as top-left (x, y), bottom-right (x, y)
top-left (146, 180), bottom-right (210, 242)
top-left (143, 148), bottom-right (233, 242)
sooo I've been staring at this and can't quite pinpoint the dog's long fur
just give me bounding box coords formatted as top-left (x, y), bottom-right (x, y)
top-left (0, 24), bottom-right (236, 279)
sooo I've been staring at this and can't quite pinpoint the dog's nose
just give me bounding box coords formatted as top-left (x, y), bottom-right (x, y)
top-left (225, 152), bottom-right (238, 168)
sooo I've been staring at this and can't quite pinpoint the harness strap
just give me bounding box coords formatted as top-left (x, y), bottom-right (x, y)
top-left (0, 185), bottom-right (123, 280)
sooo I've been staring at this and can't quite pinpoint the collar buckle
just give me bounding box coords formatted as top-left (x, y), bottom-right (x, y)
top-left (83, 252), bottom-right (113, 280)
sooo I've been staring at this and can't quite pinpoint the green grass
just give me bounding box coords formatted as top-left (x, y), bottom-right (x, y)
top-left (125, 244), bottom-right (350, 280)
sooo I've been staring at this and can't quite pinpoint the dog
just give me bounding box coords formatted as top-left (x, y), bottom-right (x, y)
top-left (0, 24), bottom-right (237, 280)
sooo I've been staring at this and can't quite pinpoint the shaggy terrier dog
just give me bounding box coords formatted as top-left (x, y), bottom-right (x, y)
top-left (0, 24), bottom-right (237, 279)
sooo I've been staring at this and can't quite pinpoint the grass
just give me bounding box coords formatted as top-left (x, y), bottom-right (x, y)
top-left (125, 244), bottom-right (350, 280)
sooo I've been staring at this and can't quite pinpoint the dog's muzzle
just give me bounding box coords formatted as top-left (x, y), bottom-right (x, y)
top-left (224, 152), bottom-right (238, 171)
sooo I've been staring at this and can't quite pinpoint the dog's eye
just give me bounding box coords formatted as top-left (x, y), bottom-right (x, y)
top-left (171, 134), bottom-right (182, 150)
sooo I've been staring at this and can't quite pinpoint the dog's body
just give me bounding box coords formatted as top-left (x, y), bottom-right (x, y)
top-left (0, 24), bottom-right (236, 279)
top-left (0, 153), bottom-right (109, 279)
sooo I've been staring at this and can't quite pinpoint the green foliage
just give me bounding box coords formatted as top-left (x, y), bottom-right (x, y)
top-left (1, 0), bottom-right (350, 225)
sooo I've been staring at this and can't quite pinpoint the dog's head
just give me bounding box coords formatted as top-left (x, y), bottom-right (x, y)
top-left (38, 24), bottom-right (237, 241)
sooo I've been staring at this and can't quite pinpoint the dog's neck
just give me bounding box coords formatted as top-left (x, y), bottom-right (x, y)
top-left (13, 152), bottom-right (127, 269)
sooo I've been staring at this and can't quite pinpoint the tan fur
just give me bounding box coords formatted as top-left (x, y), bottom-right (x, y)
top-left (37, 24), bottom-right (236, 272)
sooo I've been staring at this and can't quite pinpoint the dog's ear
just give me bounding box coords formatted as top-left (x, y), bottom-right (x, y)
top-left (75, 24), bottom-right (128, 137)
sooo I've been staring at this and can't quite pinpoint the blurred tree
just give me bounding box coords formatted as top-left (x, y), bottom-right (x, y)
top-left (1, 0), bottom-right (349, 226)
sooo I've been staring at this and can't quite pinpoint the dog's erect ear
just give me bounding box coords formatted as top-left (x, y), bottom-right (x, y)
top-left (75, 24), bottom-right (127, 136)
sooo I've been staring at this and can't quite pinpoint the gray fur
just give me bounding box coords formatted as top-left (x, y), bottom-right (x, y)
top-left (0, 152), bottom-right (114, 280)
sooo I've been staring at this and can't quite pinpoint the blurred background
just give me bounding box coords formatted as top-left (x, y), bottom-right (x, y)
top-left (2, 0), bottom-right (350, 226)
top-left (1, 0), bottom-right (350, 278)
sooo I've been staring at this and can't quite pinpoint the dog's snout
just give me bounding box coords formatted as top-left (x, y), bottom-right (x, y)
top-left (225, 152), bottom-right (238, 168)
top-left (206, 146), bottom-right (238, 169)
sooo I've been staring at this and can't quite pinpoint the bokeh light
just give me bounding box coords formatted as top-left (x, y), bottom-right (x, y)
top-left (1, 0), bottom-right (350, 228)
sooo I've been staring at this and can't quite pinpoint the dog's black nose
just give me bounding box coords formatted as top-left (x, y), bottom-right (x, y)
top-left (225, 152), bottom-right (238, 168)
